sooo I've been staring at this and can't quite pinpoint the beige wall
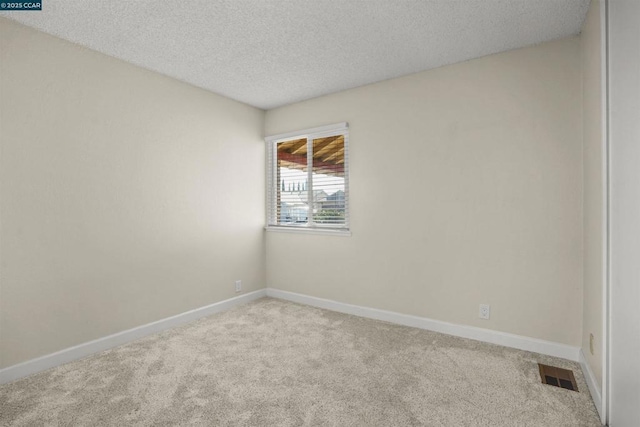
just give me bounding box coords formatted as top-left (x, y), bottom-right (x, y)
top-left (265, 37), bottom-right (583, 346)
top-left (580, 0), bottom-right (604, 390)
top-left (0, 16), bottom-right (593, 370)
top-left (0, 18), bottom-right (265, 368)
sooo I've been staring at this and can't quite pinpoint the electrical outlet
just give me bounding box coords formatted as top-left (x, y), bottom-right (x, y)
top-left (590, 333), bottom-right (595, 355)
top-left (235, 280), bottom-right (242, 293)
top-left (479, 304), bottom-right (490, 320)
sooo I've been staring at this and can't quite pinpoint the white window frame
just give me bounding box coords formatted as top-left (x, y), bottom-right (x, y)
top-left (265, 122), bottom-right (350, 236)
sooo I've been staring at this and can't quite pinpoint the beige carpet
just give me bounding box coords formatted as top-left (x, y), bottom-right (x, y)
top-left (1, 297), bottom-right (601, 426)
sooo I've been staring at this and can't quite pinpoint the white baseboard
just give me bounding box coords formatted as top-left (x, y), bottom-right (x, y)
top-left (0, 289), bottom-right (267, 385)
top-left (266, 288), bottom-right (581, 362)
top-left (579, 349), bottom-right (604, 423)
top-left (0, 288), bottom-right (585, 389)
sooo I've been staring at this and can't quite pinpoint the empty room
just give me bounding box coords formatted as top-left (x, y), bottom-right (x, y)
top-left (1, 0), bottom-right (638, 425)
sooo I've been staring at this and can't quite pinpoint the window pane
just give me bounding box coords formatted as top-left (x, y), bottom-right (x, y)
top-left (276, 138), bottom-right (308, 225)
top-left (311, 135), bottom-right (345, 225)
top-left (267, 124), bottom-right (349, 231)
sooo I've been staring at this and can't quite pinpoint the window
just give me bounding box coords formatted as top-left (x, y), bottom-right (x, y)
top-left (266, 123), bottom-right (349, 234)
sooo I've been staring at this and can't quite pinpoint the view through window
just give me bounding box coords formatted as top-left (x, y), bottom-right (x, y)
top-left (267, 124), bottom-right (349, 230)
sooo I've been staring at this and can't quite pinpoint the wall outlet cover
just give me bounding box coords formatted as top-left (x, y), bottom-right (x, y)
top-left (479, 304), bottom-right (490, 320)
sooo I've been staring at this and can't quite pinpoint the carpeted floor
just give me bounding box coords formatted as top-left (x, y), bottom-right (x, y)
top-left (1, 297), bottom-right (601, 426)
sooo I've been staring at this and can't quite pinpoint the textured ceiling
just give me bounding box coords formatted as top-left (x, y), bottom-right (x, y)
top-left (3, 0), bottom-right (590, 109)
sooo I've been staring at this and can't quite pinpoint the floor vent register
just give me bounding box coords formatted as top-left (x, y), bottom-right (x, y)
top-left (538, 364), bottom-right (578, 392)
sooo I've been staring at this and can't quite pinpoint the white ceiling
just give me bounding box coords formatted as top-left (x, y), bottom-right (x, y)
top-left (4, 0), bottom-right (590, 110)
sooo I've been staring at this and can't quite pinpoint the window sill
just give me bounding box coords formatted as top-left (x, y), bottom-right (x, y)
top-left (265, 226), bottom-right (352, 237)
